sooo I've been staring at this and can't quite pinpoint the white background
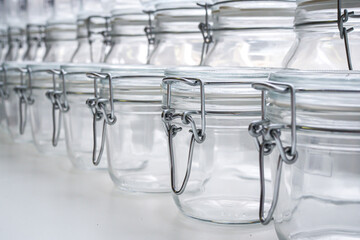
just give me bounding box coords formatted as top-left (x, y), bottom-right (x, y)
top-left (0, 134), bottom-right (278, 240)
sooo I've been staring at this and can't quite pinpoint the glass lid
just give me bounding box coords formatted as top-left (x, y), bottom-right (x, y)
top-left (266, 70), bottom-right (360, 131)
top-left (28, 62), bottom-right (62, 72)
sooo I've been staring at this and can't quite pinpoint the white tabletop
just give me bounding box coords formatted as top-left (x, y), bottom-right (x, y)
top-left (0, 133), bottom-right (278, 240)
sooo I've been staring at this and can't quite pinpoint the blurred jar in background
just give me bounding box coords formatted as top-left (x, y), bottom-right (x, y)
top-left (0, 0), bottom-right (8, 63)
top-left (148, 1), bottom-right (206, 66)
top-left (283, 0), bottom-right (360, 70)
top-left (203, 0), bottom-right (295, 67)
top-left (104, 8), bottom-right (149, 65)
top-left (43, 0), bottom-right (80, 62)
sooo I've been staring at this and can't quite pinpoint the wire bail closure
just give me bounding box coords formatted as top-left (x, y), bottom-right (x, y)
top-left (337, 0), bottom-right (360, 70)
top-left (144, 11), bottom-right (156, 63)
top-left (45, 69), bottom-right (70, 147)
top-left (86, 15), bottom-right (112, 63)
top-left (197, 3), bottom-right (213, 66)
top-left (86, 72), bottom-right (117, 166)
top-left (162, 77), bottom-right (206, 195)
top-left (248, 81), bottom-right (299, 225)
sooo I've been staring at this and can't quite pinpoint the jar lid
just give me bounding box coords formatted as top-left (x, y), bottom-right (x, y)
top-left (295, 0), bottom-right (360, 26)
top-left (28, 62), bottom-right (62, 72)
top-left (266, 70), bottom-right (360, 131)
top-left (45, 22), bottom-right (77, 41)
top-left (211, 0), bottom-right (295, 29)
top-left (2, 61), bottom-right (32, 85)
top-left (100, 65), bottom-right (165, 102)
top-left (164, 66), bottom-right (277, 113)
top-left (110, 8), bottom-right (148, 36)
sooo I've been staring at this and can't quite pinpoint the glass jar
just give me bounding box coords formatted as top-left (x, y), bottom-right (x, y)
top-left (0, 28), bottom-right (8, 63)
top-left (2, 61), bottom-right (33, 143)
top-left (71, 14), bottom-right (111, 63)
top-left (248, 70), bottom-right (360, 239)
top-left (61, 63), bottom-right (109, 169)
top-left (5, 27), bottom-right (26, 62)
top-left (104, 9), bottom-right (149, 65)
top-left (27, 63), bottom-right (67, 155)
top-left (90, 65), bottom-right (169, 192)
top-left (43, 21), bottom-right (78, 62)
top-left (284, 0), bottom-right (360, 70)
top-left (203, 0), bottom-right (295, 67)
top-left (162, 66), bottom-right (274, 223)
top-left (23, 24), bottom-right (46, 62)
top-left (148, 2), bottom-right (205, 66)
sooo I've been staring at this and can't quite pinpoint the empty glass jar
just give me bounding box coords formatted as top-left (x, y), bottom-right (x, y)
top-left (105, 9), bottom-right (149, 65)
top-left (0, 28), bottom-right (7, 63)
top-left (204, 0), bottom-right (295, 67)
top-left (43, 21), bottom-right (78, 62)
top-left (28, 63), bottom-right (67, 155)
top-left (248, 70), bottom-right (360, 239)
top-left (62, 63), bottom-right (108, 169)
top-left (90, 65), bottom-right (169, 192)
top-left (148, 2), bottom-right (206, 66)
top-left (283, 0), bottom-right (360, 70)
top-left (5, 27), bottom-right (26, 61)
top-left (71, 14), bottom-right (111, 63)
top-left (23, 24), bottom-right (46, 62)
top-left (2, 61), bottom-right (33, 143)
top-left (162, 66), bottom-right (273, 223)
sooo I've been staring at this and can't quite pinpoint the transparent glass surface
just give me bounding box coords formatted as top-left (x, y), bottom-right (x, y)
top-left (23, 26), bottom-right (47, 62)
top-left (204, 0), bottom-right (295, 67)
top-left (101, 66), bottom-right (169, 192)
top-left (265, 70), bottom-right (360, 239)
top-left (283, 0), bottom-right (360, 70)
top-left (28, 65), bottom-right (67, 155)
top-left (0, 29), bottom-right (8, 63)
top-left (104, 10), bottom-right (148, 65)
top-left (5, 27), bottom-right (26, 62)
top-left (62, 64), bottom-right (108, 170)
top-left (148, 4), bottom-right (205, 66)
top-left (164, 67), bottom-right (273, 223)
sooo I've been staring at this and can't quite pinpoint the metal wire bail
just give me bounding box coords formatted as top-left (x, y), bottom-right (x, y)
top-left (86, 72), bottom-right (117, 166)
top-left (197, 3), bottom-right (213, 66)
top-left (144, 11), bottom-right (156, 63)
top-left (162, 77), bottom-right (206, 195)
top-left (248, 81), bottom-right (298, 225)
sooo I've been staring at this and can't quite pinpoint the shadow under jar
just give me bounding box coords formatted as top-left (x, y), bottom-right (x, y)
top-left (2, 61), bottom-right (33, 143)
top-left (162, 66), bottom-right (275, 224)
top-left (248, 70), bottom-right (360, 239)
top-left (92, 65), bottom-right (169, 192)
top-left (203, 0), bottom-right (295, 67)
top-left (61, 63), bottom-right (109, 170)
top-left (283, 0), bottom-right (360, 70)
top-left (148, 2), bottom-right (206, 66)
top-left (27, 63), bottom-right (68, 155)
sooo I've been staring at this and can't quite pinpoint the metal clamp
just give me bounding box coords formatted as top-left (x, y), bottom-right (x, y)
top-left (337, 0), bottom-right (360, 70)
top-left (197, 3), bottom-right (213, 66)
top-left (86, 15), bottom-right (112, 63)
top-left (86, 72), bottom-right (117, 166)
top-left (162, 77), bottom-right (206, 195)
top-left (45, 69), bottom-right (70, 147)
top-left (248, 81), bottom-right (298, 225)
top-left (144, 11), bottom-right (156, 63)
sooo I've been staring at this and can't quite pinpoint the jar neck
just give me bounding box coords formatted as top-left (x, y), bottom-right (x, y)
top-left (45, 23), bottom-right (77, 41)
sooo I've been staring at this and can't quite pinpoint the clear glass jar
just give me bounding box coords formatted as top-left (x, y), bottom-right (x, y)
top-left (43, 22), bottom-right (78, 62)
top-left (284, 0), bottom-right (360, 70)
top-left (62, 63), bottom-right (109, 169)
top-left (94, 65), bottom-right (169, 192)
top-left (23, 24), bottom-right (46, 62)
top-left (71, 14), bottom-right (111, 63)
top-left (0, 28), bottom-right (8, 63)
top-left (248, 70), bottom-right (360, 239)
top-left (148, 2), bottom-right (205, 66)
top-left (162, 66), bottom-right (274, 223)
top-left (5, 27), bottom-right (26, 62)
top-left (2, 61), bottom-right (33, 143)
top-left (204, 0), bottom-right (295, 67)
top-left (104, 9), bottom-right (149, 65)
top-left (27, 63), bottom-right (67, 155)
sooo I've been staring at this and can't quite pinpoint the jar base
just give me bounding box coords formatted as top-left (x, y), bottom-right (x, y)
top-left (176, 196), bottom-right (269, 224)
top-left (111, 173), bottom-right (170, 193)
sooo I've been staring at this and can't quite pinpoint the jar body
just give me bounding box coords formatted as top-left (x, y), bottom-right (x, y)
top-left (23, 41), bottom-right (46, 62)
top-left (29, 73), bottom-right (67, 155)
top-left (149, 33), bottom-right (203, 66)
top-left (106, 101), bottom-right (169, 192)
top-left (63, 91), bottom-right (108, 169)
top-left (284, 26), bottom-right (360, 70)
top-left (171, 114), bottom-right (271, 223)
top-left (105, 36), bottom-right (148, 65)
top-left (271, 130), bottom-right (360, 239)
top-left (5, 41), bottom-right (26, 61)
top-left (71, 38), bottom-right (107, 63)
top-left (43, 40), bottom-right (78, 62)
top-left (204, 29), bottom-right (295, 67)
